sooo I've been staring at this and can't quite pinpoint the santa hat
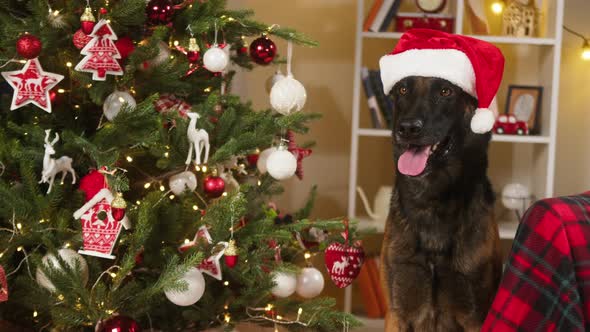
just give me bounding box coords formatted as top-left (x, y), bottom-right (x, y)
top-left (379, 29), bottom-right (504, 133)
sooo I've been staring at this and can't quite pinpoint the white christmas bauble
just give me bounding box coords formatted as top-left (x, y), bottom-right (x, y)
top-left (265, 70), bottom-right (286, 93)
top-left (271, 272), bottom-right (297, 298)
top-left (256, 147), bottom-right (277, 174)
top-left (152, 41), bottom-right (171, 67)
top-left (203, 45), bottom-right (229, 72)
top-left (266, 148), bottom-right (297, 180)
top-left (165, 267), bottom-right (206, 306)
top-left (169, 171), bottom-right (197, 195)
top-left (36, 248), bottom-right (89, 292)
top-left (103, 91), bottom-right (136, 121)
top-left (270, 74), bottom-right (307, 115)
top-left (502, 183), bottom-right (530, 211)
top-left (296, 267), bottom-right (324, 299)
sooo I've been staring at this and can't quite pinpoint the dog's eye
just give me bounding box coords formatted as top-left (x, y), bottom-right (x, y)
top-left (440, 88), bottom-right (452, 97)
top-left (398, 86), bottom-right (408, 95)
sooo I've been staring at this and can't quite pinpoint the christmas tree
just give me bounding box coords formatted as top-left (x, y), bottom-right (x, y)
top-left (0, 0), bottom-right (362, 331)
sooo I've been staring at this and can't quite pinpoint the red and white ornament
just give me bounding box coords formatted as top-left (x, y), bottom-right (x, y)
top-left (73, 29), bottom-right (93, 50)
top-left (80, 5), bottom-right (96, 35)
top-left (73, 169), bottom-right (131, 259)
top-left (97, 315), bottom-right (141, 332)
top-left (16, 34), bottom-right (42, 59)
top-left (249, 35), bottom-right (276, 65)
top-left (75, 19), bottom-right (124, 81)
top-left (179, 226), bottom-right (229, 280)
top-left (1, 58), bottom-right (64, 113)
top-left (324, 219), bottom-right (365, 288)
top-left (0, 265), bottom-right (7, 302)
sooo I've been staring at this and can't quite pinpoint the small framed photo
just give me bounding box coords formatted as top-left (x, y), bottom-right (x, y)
top-left (505, 85), bottom-right (543, 134)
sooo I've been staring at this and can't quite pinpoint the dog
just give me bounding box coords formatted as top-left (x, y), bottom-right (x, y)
top-left (381, 76), bottom-right (503, 332)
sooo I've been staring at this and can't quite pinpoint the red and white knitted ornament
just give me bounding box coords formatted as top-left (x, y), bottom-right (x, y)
top-left (379, 29), bottom-right (504, 133)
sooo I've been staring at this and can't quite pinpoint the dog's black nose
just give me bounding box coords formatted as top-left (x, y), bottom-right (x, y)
top-left (398, 119), bottom-right (424, 138)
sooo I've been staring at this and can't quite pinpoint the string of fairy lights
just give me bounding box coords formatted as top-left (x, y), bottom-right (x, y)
top-left (490, 0), bottom-right (590, 60)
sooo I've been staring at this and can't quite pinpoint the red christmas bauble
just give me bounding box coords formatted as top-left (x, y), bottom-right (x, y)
top-left (81, 21), bottom-right (95, 35)
top-left (203, 175), bottom-right (225, 198)
top-left (225, 255), bottom-right (237, 268)
top-left (238, 45), bottom-right (248, 56)
top-left (249, 36), bottom-right (276, 65)
top-left (324, 242), bottom-right (365, 288)
top-left (16, 34), bottom-right (42, 59)
top-left (99, 7), bottom-right (108, 15)
top-left (246, 153), bottom-right (259, 166)
top-left (146, 0), bottom-right (175, 25)
top-left (73, 29), bottom-right (93, 50)
top-left (99, 315), bottom-right (141, 332)
top-left (115, 37), bottom-right (135, 61)
top-left (187, 50), bottom-right (200, 63)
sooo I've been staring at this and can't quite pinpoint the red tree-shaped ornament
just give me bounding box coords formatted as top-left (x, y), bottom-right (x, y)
top-left (75, 19), bottom-right (123, 81)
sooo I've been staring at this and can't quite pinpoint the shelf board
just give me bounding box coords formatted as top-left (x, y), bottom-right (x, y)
top-left (466, 35), bottom-right (556, 46)
top-left (362, 32), bottom-right (555, 46)
top-left (499, 221), bottom-right (520, 239)
top-left (491, 134), bottom-right (551, 143)
top-left (359, 129), bottom-right (551, 144)
top-left (357, 128), bottom-right (390, 137)
top-left (362, 31), bottom-right (403, 39)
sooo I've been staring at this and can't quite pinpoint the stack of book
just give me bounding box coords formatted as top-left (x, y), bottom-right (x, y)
top-left (361, 67), bottom-right (393, 129)
top-left (357, 256), bottom-right (387, 318)
top-left (363, 0), bottom-right (402, 32)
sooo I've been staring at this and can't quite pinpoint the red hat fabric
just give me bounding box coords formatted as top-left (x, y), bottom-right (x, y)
top-left (379, 29), bottom-right (505, 133)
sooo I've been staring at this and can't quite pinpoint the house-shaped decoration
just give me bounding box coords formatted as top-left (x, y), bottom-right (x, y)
top-left (73, 170), bottom-right (130, 259)
top-left (503, 0), bottom-right (537, 37)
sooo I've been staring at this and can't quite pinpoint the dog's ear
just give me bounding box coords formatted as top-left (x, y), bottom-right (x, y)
top-left (462, 92), bottom-right (478, 122)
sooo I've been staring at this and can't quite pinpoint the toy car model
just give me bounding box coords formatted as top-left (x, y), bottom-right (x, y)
top-left (493, 114), bottom-right (529, 135)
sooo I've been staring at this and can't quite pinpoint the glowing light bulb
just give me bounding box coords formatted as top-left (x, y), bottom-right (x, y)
top-left (304, 252), bottom-right (311, 259)
top-left (582, 41), bottom-right (590, 60)
top-left (159, 185), bottom-right (165, 191)
top-left (126, 156), bottom-right (133, 162)
top-left (33, 310), bottom-right (38, 317)
top-left (192, 205), bottom-right (199, 210)
top-left (66, 62), bottom-right (72, 67)
top-left (16, 223), bottom-right (22, 230)
top-left (491, 1), bottom-right (504, 14)
top-left (144, 183), bottom-right (151, 189)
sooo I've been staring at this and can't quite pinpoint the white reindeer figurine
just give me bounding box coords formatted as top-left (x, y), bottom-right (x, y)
top-left (39, 130), bottom-right (76, 194)
top-left (185, 112), bottom-right (210, 165)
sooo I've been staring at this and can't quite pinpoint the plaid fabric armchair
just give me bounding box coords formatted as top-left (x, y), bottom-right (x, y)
top-left (483, 192), bottom-right (590, 331)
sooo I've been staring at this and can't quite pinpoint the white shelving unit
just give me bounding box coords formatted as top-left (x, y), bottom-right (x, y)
top-left (346, 0), bottom-right (564, 327)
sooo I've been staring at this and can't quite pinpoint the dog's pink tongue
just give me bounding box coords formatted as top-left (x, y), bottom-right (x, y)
top-left (398, 146), bottom-right (430, 176)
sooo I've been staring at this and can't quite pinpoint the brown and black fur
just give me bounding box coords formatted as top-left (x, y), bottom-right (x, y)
top-left (381, 77), bottom-right (503, 331)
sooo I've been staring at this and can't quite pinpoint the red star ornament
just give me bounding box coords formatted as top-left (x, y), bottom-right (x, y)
top-left (286, 130), bottom-right (312, 180)
top-left (75, 19), bottom-right (123, 81)
top-left (1, 58), bottom-right (64, 113)
top-left (178, 226), bottom-right (228, 280)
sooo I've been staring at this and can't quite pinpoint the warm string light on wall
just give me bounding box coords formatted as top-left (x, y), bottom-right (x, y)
top-left (563, 26), bottom-right (590, 61)
top-left (491, 0), bottom-right (505, 14)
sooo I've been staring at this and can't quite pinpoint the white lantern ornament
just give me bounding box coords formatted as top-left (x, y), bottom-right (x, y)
top-left (269, 41), bottom-right (306, 115)
top-left (165, 267), bottom-right (206, 306)
top-left (103, 90), bottom-right (136, 121)
top-left (271, 272), bottom-right (297, 298)
top-left (36, 248), bottom-right (89, 292)
top-left (266, 144), bottom-right (297, 180)
top-left (295, 267), bottom-right (324, 299)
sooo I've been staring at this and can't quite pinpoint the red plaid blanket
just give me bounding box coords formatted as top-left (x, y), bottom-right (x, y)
top-left (483, 192), bottom-right (590, 331)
